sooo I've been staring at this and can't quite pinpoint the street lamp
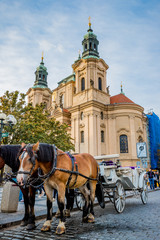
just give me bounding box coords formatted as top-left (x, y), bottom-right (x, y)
top-left (0, 113), bottom-right (17, 143)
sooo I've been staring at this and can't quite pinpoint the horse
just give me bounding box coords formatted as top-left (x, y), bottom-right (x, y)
top-left (16, 142), bottom-right (105, 235)
top-left (0, 144), bottom-right (74, 231)
top-left (0, 144), bottom-right (39, 229)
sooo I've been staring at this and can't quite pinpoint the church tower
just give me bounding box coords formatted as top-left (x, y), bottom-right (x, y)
top-left (70, 19), bottom-right (110, 155)
top-left (26, 54), bottom-right (52, 108)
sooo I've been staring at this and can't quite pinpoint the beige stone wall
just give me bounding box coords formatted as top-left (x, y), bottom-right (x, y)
top-left (27, 88), bottom-right (52, 108)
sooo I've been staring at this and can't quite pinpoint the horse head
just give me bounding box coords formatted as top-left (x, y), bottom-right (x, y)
top-left (16, 142), bottom-right (39, 186)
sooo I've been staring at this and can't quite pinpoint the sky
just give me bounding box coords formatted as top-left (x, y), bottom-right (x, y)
top-left (0, 0), bottom-right (160, 116)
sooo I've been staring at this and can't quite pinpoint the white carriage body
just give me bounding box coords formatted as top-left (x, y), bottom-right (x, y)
top-left (99, 164), bottom-right (146, 190)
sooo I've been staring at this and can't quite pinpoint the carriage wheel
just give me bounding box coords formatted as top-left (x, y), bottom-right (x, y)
top-left (141, 178), bottom-right (148, 204)
top-left (113, 181), bottom-right (125, 213)
top-left (75, 192), bottom-right (85, 211)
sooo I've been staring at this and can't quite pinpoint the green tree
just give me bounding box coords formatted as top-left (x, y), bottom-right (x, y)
top-left (0, 91), bottom-right (74, 151)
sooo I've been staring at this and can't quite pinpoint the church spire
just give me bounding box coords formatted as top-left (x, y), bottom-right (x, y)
top-left (82, 18), bottom-right (99, 59)
top-left (33, 54), bottom-right (48, 88)
top-left (120, 82), bottom-right (125, 95)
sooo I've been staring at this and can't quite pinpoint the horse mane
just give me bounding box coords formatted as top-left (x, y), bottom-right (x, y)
top-left (37, 143), bottom-right (54, 163)
top-left (0, 145), bottom-right (21, 172)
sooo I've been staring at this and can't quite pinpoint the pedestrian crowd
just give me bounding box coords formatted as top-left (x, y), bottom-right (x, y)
top-left (146, 169), bottom-right (159, 190)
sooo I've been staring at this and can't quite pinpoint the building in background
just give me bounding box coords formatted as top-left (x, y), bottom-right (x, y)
top-left (27, 21), bottom-right (148, 167)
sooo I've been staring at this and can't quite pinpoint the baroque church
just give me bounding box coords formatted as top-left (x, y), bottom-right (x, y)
top-left (27, 21), bottom-right (148, 167)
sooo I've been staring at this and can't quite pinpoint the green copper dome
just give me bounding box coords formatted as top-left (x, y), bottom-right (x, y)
top-left (33, 57), bottom-right (48, 88)
top-left (82, 24), bottom-right (99, 59)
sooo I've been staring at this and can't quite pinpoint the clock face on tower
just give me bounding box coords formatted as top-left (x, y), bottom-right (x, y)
top-left (136, 142), bottom-right (147, 158)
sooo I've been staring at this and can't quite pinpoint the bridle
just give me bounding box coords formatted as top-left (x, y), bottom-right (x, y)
top-left (18, 144), bottom-right (37, 175)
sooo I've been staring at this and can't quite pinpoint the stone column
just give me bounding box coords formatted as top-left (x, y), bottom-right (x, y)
top-left (129, 115), bottom-right (137, 158)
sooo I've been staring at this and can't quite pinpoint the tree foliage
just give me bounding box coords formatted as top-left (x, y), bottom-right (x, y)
top-left (0, 91), bottom-right (74, 151)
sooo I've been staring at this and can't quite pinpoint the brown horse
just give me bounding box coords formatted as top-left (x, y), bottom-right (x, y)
top-left (16, 142), bottom-right (104, 234)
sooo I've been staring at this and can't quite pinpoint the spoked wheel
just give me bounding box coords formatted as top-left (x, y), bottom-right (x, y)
top-left (141, 178), bottom-right (148, 204)
top-left (113, 181), bottom-right (125, 213)
top-left (75, 192), bottom-right (85, 211)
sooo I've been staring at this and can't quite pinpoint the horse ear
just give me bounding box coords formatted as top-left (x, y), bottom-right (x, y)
top-left (21, 142), bottom-right (26, 148)
top-left (33, 141), bottom-right (39, 152)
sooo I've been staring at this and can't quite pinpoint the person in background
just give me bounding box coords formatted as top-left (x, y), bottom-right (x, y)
top-left (147, 169), bottom-right (155, 190)
top-left (154, 171), bottom-right (159, 189)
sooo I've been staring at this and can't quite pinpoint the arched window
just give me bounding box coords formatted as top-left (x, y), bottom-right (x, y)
top-left (101, 130), bottom-right (104, 143)
top-left (81, 112), bottom-right (84, 120)
top-left (81, 131), bottom-right (84, 143)
top-left (98, 78), bottom-right (102, 90)
top-left (138, 136), bottom-right (143, 142)
top-left (120, 135), bottom-right (128, 153)
top-left (101, 112), bottom-right (103, 120)
top-left (81, 78), bottom-right (85, 91)
top-left (60, 94), bottom-right (64, 108)
top-left (89, 42), bottom-right (92, 49)
top-left (39, 74), bottom-right (41, 79)
top-left (94, 44), bottom-right (97, 51)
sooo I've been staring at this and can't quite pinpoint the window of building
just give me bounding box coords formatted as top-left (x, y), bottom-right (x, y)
top-left (60, 94), bottom-right (64, 108)
top-left (43, 75), bottom-right (45, 80)
top-left (138, 136), bottom-right (143, 142)
top-left (85, 44), bottom-right (87, 50)
top-left (81, 112), bottom-right (84, 120)
top-left (81, 78), bottom-right (85, 91)
top-left (98, 77), bottom-right (102, 90)
top-left (81, 131), bottom-right (84, 143)
top-left (101, 130), bottom-right (104, 143)
top-left (94, 44), bottom-right (97, 51)
top-left (101, 112), bottom-right (103, 120)
top-left (120, 135), bottom-right (128, 153)
top-left (89, 42), bottom-right (92, 49)
top-left (39, 74), bottom-right (41, 78)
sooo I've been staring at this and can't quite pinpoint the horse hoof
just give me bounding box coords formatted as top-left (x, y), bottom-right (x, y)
top-left (26, 223), bottom-right (36, 230)
top-left (20, 220), bottom-right (28, 227)
top-left (56, 226), bottom-right (65, 235)
top-left (65, 209), bottom-right (70, 218)
top-left (41, 225), bottom-right (51, 232)
top-left (87, 213), bottom-right (95, 223)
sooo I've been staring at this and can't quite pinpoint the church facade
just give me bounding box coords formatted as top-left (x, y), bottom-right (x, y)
top-left (27, 22), bottom-right (148, 167)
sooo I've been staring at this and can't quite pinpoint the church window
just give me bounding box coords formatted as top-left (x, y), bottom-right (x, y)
top-left (81, 78), bottom-right (85, 91)
top-left (138, 136), bottom-right (143, 142)
top-left (101, 112), bottom-right (103, 120)
top-left (89, 42), bottom-right (92, 49)
top-left (43, 75), bottom-right (45, 80)
top-left (60, 94), bottom-right (64, 108)
top-left (81, 112), bottom-right (84, 120)
top-left (85, 44), bottom-right (87, 50)
top-left (39, 74), bottom-right (41, 79)
top-left (101, 130), bottom-right (104, 143)
top-left (94, 44), bottom-right (97, 51)
top-left (81, 131), bottom-right (84, 143)
top-left (98, 78), bottom-right (102, 90)
top-left (120, 135), bottom-right (128, 153)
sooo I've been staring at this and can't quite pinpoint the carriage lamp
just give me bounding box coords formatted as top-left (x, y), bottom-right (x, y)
top-left (0, 113), bottom-right (17, 143)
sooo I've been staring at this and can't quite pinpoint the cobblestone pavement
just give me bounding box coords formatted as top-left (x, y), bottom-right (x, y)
top-left (0, 190), bottom-right (160, 240)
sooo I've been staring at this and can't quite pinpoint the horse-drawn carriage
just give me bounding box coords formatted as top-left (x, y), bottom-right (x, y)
top-left (76, 154), bottom-right (148, 213)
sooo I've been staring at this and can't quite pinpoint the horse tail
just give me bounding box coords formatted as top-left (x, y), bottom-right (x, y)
top-left (95, 181), bottom-right (105, 209)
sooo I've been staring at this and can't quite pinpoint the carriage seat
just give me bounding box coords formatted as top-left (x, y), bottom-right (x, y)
top-left (101, 160), bottom-right (117, 166)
